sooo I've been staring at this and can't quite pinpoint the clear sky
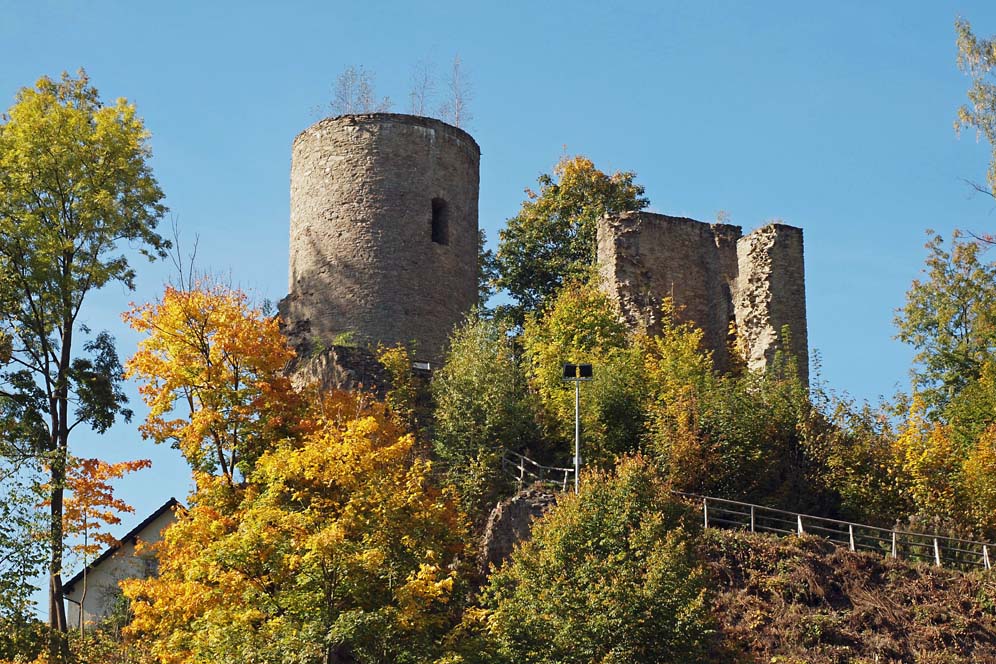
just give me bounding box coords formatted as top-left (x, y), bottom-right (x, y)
top-left (3, 0), bottom-right (996, 571)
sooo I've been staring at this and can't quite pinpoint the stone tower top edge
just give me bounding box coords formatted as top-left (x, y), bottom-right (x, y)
top-left (603, 209), bottom-right (803, 236)
top-left (293, 113), bottom-right (481, 154)
top-left (602, 210), bottom-right (744, 237)
top-left (743, 221), bottom-right (804, 235)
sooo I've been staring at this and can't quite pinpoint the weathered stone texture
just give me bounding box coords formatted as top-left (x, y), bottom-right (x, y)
top-left (597, 212), bottom-right (808, 380)
top-left (284, 344), bottom-right (391, 396)
top-left (479, 486), bottom-right (557, 573)
top-left (597, 212), bottom-right (741, 372)
top-left (278, 113), bottom-right (480, 365)
top-left (734, 224), bottom-right (809, 384)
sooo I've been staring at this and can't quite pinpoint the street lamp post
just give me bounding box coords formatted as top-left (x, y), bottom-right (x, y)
top-left (562, 363), bottom-right (593, 493)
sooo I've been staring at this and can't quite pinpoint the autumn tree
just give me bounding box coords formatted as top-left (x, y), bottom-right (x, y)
top-left (0, 70), bottom-right (167, 653)
top-left (962, 423), bottom-right (996, 538)
top-left (956, 18), bottom-right (996, 199)
top-left (494, 156), bottom-right (648, 323)
top-left (520, 280), bottom-right (645, 468)
top-left (123, 281), bottom-right (302, 484)
top-left (892, 397), bottom-right (965, 525)
top-left (62, 456), bottom-right (150, 636)
top-left (123, 391), bottom-right (468, 664)
top-left (894, 230), bottom-right (996, 415)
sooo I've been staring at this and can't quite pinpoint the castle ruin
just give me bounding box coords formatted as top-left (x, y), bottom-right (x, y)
top-left (597, 212), bottom-right (808, 382)
top-left (278, 113), bottom-right (808, 386)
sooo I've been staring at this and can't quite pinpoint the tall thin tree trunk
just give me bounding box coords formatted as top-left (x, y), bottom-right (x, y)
top-left (48, 453), bottom-right (68, 662)
top-left (48, 315), bottom-right (73, 662)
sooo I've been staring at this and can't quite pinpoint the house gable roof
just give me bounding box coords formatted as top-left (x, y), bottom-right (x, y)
top-left (62, 497), bottom-right (182, 596)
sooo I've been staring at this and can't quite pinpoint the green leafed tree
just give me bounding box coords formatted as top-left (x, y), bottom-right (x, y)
top-left (431, 314), bottom-right (536, 523)
top-left (520, 280), bottom-right (642, 468)
top-left (894, 230), bottom-right (996, 416)
top-left (0, 70), bottom-right (167, 657)
top-left (0, 460), bottom-right (48, 662)
top-left (956, 18), bottom-right (996, 199)
top-left (482, 456), bottom-right (715, 663)
top-left (493, 155), bottom-right (648, 324)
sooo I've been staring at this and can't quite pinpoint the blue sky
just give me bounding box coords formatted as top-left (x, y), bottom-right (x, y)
top-left (3, 0), bottom-right (996, 571)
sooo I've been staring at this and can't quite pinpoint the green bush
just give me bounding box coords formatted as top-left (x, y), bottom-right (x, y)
top-left (483, 456), bottom-right (717, 663)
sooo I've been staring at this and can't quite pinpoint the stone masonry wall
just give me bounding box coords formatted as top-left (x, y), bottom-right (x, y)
top-left (734, 224), bottom-right (809, 384)
top-left (597, 212), bottom-right (741, 372)
top-left (278, 114), bottom-right (480, 366)
top-left (597, 212), bottom-right (808, 380)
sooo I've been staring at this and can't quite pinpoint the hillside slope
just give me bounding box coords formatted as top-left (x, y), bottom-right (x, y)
top-left (701, 530), bottom-right (996, 663)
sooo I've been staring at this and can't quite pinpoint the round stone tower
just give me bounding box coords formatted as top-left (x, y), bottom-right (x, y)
top-left (279, 113), bottom-right (480, 365)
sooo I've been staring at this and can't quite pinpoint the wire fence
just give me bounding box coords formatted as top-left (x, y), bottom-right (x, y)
top-left (680, 493), bottom-right (994, 573)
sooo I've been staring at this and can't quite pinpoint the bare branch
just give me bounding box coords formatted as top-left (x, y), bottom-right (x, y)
top-left (438, 54), bottom-right (473, 128)
top-left (330, 65), bottom-right (392, 116)
top-left (408, 59), bottom-right (435, 116)
top-left (167, 216), bottom-right (200, 290)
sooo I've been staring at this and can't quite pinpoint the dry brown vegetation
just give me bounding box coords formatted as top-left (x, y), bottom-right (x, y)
top-left (701, 530), bottom-right (996, 663)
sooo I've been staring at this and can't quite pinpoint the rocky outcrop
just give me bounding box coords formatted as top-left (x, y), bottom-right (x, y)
top-left (283, 342), bottom-right (391, 396)
top-left (479, 486), bottom-right (557, 573)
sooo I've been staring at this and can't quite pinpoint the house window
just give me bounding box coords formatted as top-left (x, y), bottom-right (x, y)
top-left (431, 198), bottom-right (449, 245)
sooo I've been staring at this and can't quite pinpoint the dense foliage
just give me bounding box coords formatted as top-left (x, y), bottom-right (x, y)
top-left (431, 315), bottom-right (534, 523)
top-left (483, 457), bottom-right (715, 663)
top-left (123, 391), bottom-right (467, 664)
top-left (894, 230), bottom-right (996, 415)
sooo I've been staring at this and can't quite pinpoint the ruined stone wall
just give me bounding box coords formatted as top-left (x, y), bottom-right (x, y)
top-left (278, 113), bottom-right (480, 365)
top-left (597, 212), bottom-right (808, 380)
top-left (734, 224), bottom-right (808, 383)
top-left (597, 212), bottom-right (741, 372)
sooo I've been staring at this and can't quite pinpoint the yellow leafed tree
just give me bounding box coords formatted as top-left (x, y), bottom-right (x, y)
top-left (892, 396), bottom-right (965, 523)
top-left (122, 391), bottom-right (467, 664)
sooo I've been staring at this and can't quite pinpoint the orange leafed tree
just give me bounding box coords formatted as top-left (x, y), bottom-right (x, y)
top-left (122, 282), bottom-right (302, 484)
top-left (64, 457), bottom-right (152, 560)
top-left (62, 456), bottom-right (150, 637)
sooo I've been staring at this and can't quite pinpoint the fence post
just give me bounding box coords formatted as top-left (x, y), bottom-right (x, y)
top-left (934, 537), bottom-right (942, 567)
top-left (892, 531), bottom-right (898, 559)
top-left (849, 524), bottom-right (855, 552)
top-left (984, 545), bottom-right (991, 571)
top-left (750, 505), bottom-right (755, 533)
top-left (797, 514), bottom-right (804, 536)
top-left (703, 498), bottom-right (709, 529)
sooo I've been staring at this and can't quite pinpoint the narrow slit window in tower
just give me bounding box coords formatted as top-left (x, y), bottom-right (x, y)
top-left (431, 198), bottom-right (449, 245)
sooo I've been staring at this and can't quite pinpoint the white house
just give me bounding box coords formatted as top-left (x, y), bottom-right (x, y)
top-left (63, 497), bottom-right (180, 627)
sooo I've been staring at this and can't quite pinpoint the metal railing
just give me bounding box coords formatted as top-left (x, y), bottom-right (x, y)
top-left (684, 493), bottom-right (994, 573)
top-left (501, 450), bottom-right (575, 492)
top-left (497, 452), bottom-right (993, 573)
